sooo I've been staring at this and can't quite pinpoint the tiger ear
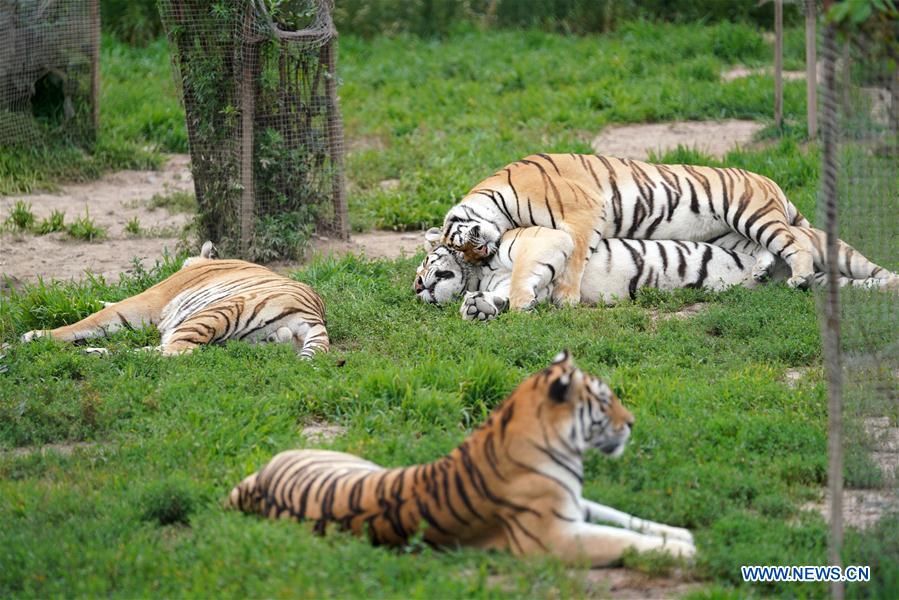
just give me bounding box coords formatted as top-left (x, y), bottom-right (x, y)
top-left (552, 349), bottom-right (573, 367)
top-left (548, 350), bottom-right (582, 403)
top-left (549, 368), bottom-right (584, 403)
top-left (424, 227), bottom-right (443, 250)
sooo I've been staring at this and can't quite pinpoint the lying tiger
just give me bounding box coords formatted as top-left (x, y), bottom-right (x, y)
top-left (441, 153), bottom-right (823, 305)
top-left (416, 226), bottom-right (897, 320)
top-left (229, 351), bottom-right (696, 566)
top-left (20, 242), bottom-right (329, 357)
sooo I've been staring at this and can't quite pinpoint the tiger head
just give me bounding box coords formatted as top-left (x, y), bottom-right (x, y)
top-left (441, 209), bottom-right (502, 263)
top-left (505, 351), bottom-right (634, 458)
top-left (414, 228), bottom-right (471, 304)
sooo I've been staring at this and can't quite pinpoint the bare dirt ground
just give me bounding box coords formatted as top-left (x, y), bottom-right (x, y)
top-left (804, 417), bottom-right (899, 529)
top-left (591, 119), bottom-right (764, 161)
top-left (308, 230), bottom-right (424, 261)
top-left (1, 154), bottom-right (194, 285)
top-left (0, 154), bottom-right (425, 286)
top-left (583, 568), bottom-right (701, 599)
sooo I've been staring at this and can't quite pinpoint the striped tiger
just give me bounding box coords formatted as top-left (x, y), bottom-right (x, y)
top-left (20, 242), bottom-right (329, 358)
top-left (441, 154), bottom-right (819, 306)
top-left (228, 351), bottom-right (696, 566)
top-left (415, 226), bottom-right (897, 320)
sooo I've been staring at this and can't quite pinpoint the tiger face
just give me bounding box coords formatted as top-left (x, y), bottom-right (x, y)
top-left (512, 350), bottom-right (634, 458)
top-left (414, 245), bottom-right (468, 305)
top-left (442, 214), bottom-right (502, 263)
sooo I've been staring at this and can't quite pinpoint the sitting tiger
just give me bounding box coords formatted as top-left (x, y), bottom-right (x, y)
top-left (20, 242), bottom-right (329, 358)
top-left (416, 226), bottom-right (897, 320)
top-left (441, 153), bottom-right (822, 306)
top-left (228, 351), bottom-right (696, 566)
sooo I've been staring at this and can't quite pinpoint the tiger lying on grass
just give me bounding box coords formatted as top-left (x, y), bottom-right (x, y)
top-left (229, 351), bottom-right (696, 566)
top-left (20, 242), bottom-right (329, 357)
top-left (441, 153), bottom-right (826, 306)
top-left (416, 226), bottom-right (897, 321)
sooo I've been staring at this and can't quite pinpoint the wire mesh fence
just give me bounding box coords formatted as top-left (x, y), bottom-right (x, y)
top-left (0, 0), bottom-right (100, 147)
top-left (158, 0), bottom-right (348, 261)
top-left (818, 14), bottom-right (898, 595)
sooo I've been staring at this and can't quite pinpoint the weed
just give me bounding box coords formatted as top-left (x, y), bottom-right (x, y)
top-left (66, 211), bottom-right (107, 242)
top-left (35, 210), bottom-right (66, 234)
top-left (4, 201), bottom-right (35, 231)
top-left (147, 190), bottom-right (196, 214)
top-left (124, 216), bottom-right (141, 236)
top-left (139, 478), bottom-right (196, 526)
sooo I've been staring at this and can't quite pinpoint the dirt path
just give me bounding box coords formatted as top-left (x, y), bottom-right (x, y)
top-left (1, 154), bottom-right (194, 286)
top-left (591, 119), bottom-right (764, 161)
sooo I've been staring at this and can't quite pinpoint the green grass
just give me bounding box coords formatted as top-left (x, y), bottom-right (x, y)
top-left (339, 21), bottom-right (811, 230)
top-left (0, 36), bottom-right (184, 196)
top-left (1, 22), bottom-right (810, 228)
top-left (35, 209), bottom-right (67, 234)
top-left (66, 211), bottom-right (107, 242)
top-left (2, 19), bottom-right (893, 598)
top-left (3, 200), bottom-right (36, 231)
top-left (1, 249), bottom-right (895, 597)
top-left (147, 190), bottom-right (197, 214)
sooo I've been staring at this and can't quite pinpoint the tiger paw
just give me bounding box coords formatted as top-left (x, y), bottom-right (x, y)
top-left (787, 273), bottom-right (813, 290)
top-left (460, 292), bottom-right (508, 321)
top-left (20, 330), bottom-right (50, 343)
top-left (660, 526), bottom-right (694, 545)
top-left (83, 347), bottom-right (110, 356)
top-left (662, 537), bottom-right (697, 562)
top-left (750, 250), bottom-right (777, 282)
top-left (551, 287), bottom-right (581, 307)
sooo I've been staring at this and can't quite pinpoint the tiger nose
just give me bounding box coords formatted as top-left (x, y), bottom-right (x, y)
top-left (414, 276), bottom-right (424, 293)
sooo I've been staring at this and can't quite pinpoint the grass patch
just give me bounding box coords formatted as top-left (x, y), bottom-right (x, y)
top-left (66, 211), bottom-right (107, 242)
top-left (2, 248), bottom-right (891, 596)
top-left (3, 200), bottom-right (36, 232)
top-left (139, 478), bottom-right (196, 527)
top-left (124, 216), bottom-right (141, 236)
top-left (35, 210), bottom-right (67, 234)
top-left (339, 22), bottom-right (811, 230)
top-left (147, 190), bottom-right (196, 214)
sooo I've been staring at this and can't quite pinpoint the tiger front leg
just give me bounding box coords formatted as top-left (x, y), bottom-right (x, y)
top-left (582, 500), bottom-right (694, 544)
top-left (550, 227), bottom-right (597, 307)
top-left (546, 522), bottom-right (696, 567)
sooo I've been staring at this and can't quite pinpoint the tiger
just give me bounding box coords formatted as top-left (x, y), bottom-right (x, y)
top-left (416, 226), bottom-right (898, 321)
top-left (19, 242), bottom-right (329, 358)
top-left (441, 153), bottom-right (820, 306)
top-left (228, 351), bottom-right (696, 566)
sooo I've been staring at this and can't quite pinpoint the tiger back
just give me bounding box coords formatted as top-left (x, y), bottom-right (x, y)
top-left (20, 243), bottom-right (329, 358)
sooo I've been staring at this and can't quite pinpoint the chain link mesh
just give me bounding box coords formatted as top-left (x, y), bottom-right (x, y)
top-left (158, 0), bottom-right (348, 261)
top-left (0, 0), bottom-right (99, 146)
top-left (818, 14), bottom-right (899, 580)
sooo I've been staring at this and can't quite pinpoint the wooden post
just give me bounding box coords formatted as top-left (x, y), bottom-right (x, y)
top-left (805, 0), bottom-right (818, 138)
top-left (89, 0), bottom-right (100, 139)
top-left (323, 36), bottom-right (349, 240)
top-left (821, 17), bottom-right (844, 600)
top-left (775, 0), bottom-right (784, 129)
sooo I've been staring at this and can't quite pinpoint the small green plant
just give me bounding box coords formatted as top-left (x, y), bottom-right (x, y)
top-left (66, 210), bottom-right (107, 242)
top-left (124, 216), bottom-right (142, 236)
top-left (4, 200), bottom-right (36, 231)
top-left (148, 190), bottom-right (196, 214)
top-left (35, 210), bottom-right (66, 234)
top-left (139, 478), bottom-right (196, 526)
